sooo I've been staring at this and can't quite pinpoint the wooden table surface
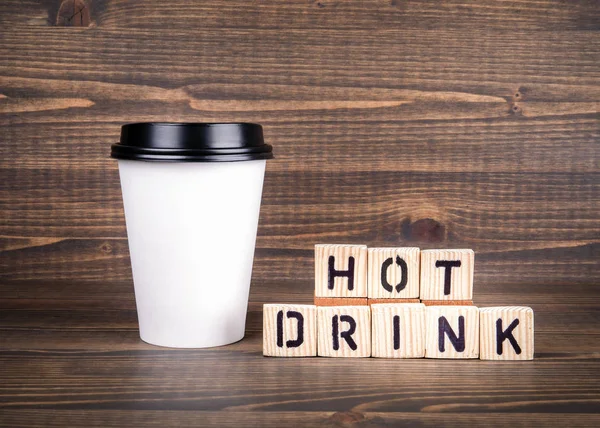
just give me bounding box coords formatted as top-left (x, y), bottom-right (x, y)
top-left (1, 0), bottom-right (599, 426)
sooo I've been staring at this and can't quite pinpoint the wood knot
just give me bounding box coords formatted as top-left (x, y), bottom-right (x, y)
top-left (402, 218), bottom-right (446, 243)
top-left (510, 103), bottom-right (522, 115)
top-left (57, 0), bottom-right (91, 27)
top-left (99, 242), bottom-right (113, 254)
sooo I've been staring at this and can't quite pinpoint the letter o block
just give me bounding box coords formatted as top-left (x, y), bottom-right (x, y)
top-left (480, 307), bottom-right (534, 360)
top-left (263, 304), bottom-right (317, 357)
top-left (317, 306), bottom-right (371, 357)
top-left (368, 248), bottom-right (420, 299)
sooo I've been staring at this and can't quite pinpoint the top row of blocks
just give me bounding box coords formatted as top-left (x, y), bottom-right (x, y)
top-left (315, 245), bottom-right (474, 301)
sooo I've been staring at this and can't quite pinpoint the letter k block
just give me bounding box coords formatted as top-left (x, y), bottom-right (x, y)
top-left (480, 307), bottom-right (534, 360)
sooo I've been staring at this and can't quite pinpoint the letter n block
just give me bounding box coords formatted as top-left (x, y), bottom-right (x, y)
top-left (317, 306), bottom-right (371, 357)
top-left (425, 306), bottom-right (479, 359)
top-left (420, 249), bottom-right (474, 301)
top-left (480, 307), bottom-right (534, 360)
top-left (368, 247), bottom-right (420, 299)
top-left (371, 303), bottom-right (426, 358)
top-left (315, 244), bottom-right (368, 298)
top-left (263, 304), bottom-right (317, 357)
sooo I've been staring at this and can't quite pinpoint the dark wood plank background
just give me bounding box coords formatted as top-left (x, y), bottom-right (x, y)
top-left (1, 0), bottom-right (599, 426)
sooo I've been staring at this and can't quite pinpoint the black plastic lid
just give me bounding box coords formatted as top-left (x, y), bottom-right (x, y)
top-left (111, 122), bottom-right (273, 162)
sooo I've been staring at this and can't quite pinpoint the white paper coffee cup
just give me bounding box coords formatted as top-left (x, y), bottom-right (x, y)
top-left (111, 123), bottom-right (273, 348)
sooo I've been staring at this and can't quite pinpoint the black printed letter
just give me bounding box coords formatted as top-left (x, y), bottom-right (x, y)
top-left (381, 255), bottom-right (408, 293)
top-left (276, 310), bottom-right (305, 348)
top-left (328, 256), bottom-right (355, 291)
top-left (496, 318), bottom-right (521, 355)
top-left (332, 315), bottom-right (358, 351)
top-left (435, 260), bottom-right (462, 295)
top-left (438, 316), bottom-right (465, 352)
top-left (393, 315), bottom-right (401, 350)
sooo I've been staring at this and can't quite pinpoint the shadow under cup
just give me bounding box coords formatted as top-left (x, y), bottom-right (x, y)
top-left (111, 123), bottom-right (273, 348)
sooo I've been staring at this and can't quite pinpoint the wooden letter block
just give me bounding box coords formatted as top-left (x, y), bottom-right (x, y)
top-left (315, 244), bottom-right (367, 298)
top-left (425, 306), bottom-right (479, 359)
top-left (420, 249), bottom-right (474, 301)
top-left (371, 303), bottom-right (426, 358)
top-left (480, 306), bottom-right (534, 361)
top-left (317, 306), bottom-right (371, 357)
top-left (263, 304), bottom-right (317, 357)
top-left (368, 247), bottom-right (420, 299)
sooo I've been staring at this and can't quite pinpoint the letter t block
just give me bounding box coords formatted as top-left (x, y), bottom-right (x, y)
top-left (263, 304), bottom-right (317, 357)
top-left (420, 249), bottom-right (474, 301)
top-left (315, 244), bottom-right (368, 298)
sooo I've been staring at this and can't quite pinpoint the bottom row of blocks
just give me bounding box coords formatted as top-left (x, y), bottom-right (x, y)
top-left (263, 304), bottom-right (534, 360)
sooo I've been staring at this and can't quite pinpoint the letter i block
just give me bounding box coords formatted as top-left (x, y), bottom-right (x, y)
top-left (420, 249), bottom-right (474, 301)
top-left (371, 303), bottom-right (426, 358)
top-left (368, 248), bottom-right (420, 299)
top-left (425, 306), bottom-right (479, 359)
top-left (317, 306), bottom-right (371, 357)
top-left (480, 307), bottom-right (534, 360)
top-left (263, 304), bottom-right (317, 357)
top-left (315, 244), bottom-right (368, 298)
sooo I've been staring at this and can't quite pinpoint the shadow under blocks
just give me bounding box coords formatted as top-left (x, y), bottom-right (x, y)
top-left (263, 245), bottom-right (534, 360)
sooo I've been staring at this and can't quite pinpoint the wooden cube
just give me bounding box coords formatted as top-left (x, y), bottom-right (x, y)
top-left (368, 247), bottom-right (420, 299)
top-left (425, 306), bottom-right (479, 359)
top-left (315, 244), bottom-right (368, 298)
top-left (263, 304), bottom-right (317, 357)
top-left (371, 303), bottom-right (426, 358)
top-left (317, 306), bottom-right (371, 357)
top-left (420, 249), bottom-right (474, 301)
top-left (480, 306), bottom-right (534, 360)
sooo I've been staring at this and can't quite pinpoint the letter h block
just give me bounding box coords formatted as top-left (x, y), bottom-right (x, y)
top-left (480, 307), bottom-right (534, 360)
top-left (317, 306), bottom-right (371, 357)
top-left (425, 306), bottom-right (479, 359)
top-left (263, 304), bottom-right (317, 357)
top-left (315, 244), bottom-right (368, 299)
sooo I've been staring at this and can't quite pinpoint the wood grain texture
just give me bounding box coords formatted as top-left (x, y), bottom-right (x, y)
top-left (480, 306), bottom-right (535, 361)
top-left (425, 305), bottom-right (480, 359)
top-left (367, 247), bottom-right (420, 299)
top-left (420, 249), bottom-right (475, 300)
top-left (314, 297), bottom-right (368, 306)
top-left (1, 0), bottom-right (599, 425)
top-left (371, 303), bottom-right (426, 359)
top-left (317, 306), bottom-right (371, 358)
top-left (263, 304), bottom-right (317, 357)
top-left (314, 244), bottom-right (368, 298)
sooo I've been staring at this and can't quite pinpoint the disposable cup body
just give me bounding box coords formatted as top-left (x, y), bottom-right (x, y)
top-left (117, 159), bottom-right (266, 348)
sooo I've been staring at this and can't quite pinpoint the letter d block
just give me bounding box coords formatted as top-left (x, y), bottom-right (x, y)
top-left (480, 307), bottom-right (534, 360)
top-left (318, 306), bottom-right (371, 357)
top-left (371, 303), bottom-right (426, 358)
top-left (315, 244), bottom-right (368, 298)
top-left (263, 304), bottom-right (317, 357)
top-left (425, 306), bottom-right (479, 359)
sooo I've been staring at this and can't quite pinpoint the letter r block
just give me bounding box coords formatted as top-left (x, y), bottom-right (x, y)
top-left (420, 249), bottom-right (474, 301)
top-left (425, 306), bottom-right (479, 359)
top-left (263, 304), bottom-right (317, 357)
top-left (315, 244), bottom-right (368, 298)
top-left (480, 307), bottom-right (534, 360)
top-left (317, 306), bottom-right (371, 357)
